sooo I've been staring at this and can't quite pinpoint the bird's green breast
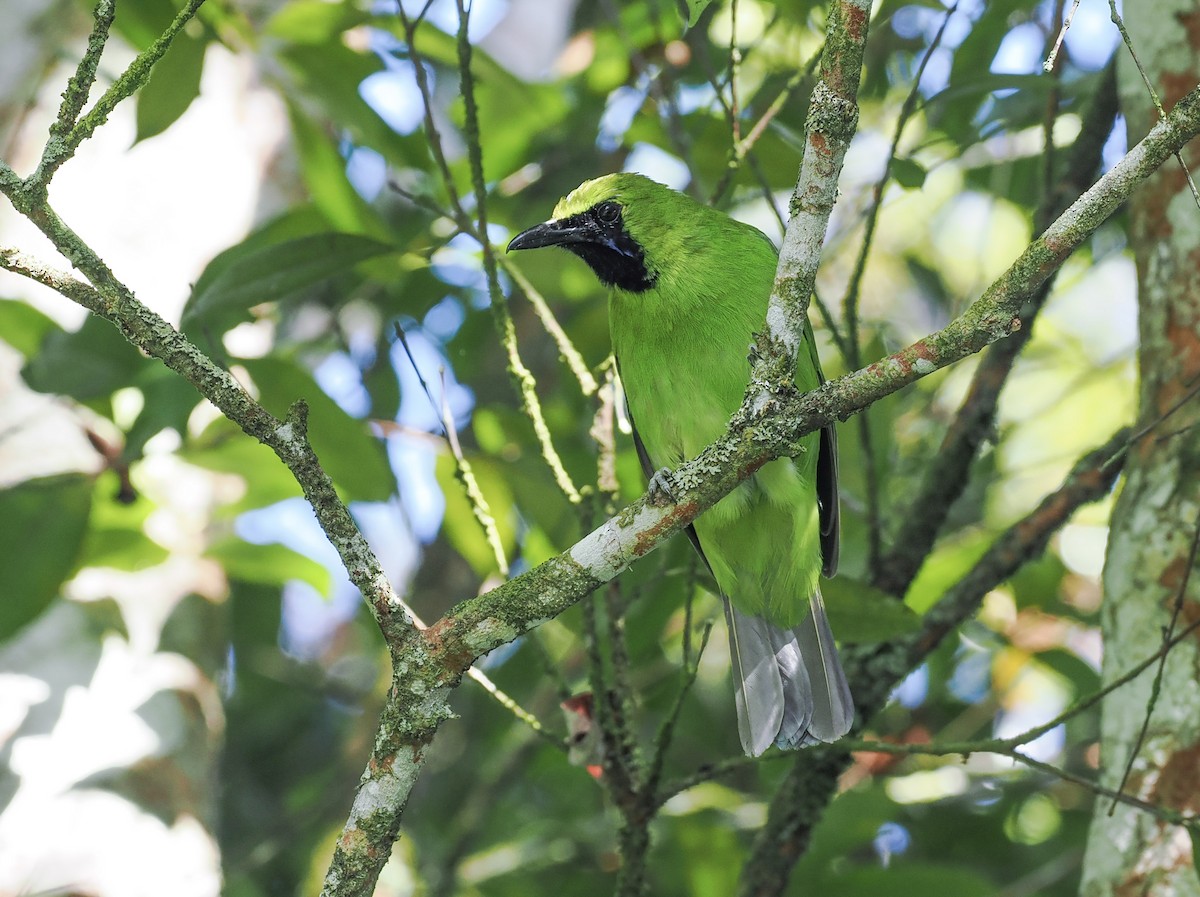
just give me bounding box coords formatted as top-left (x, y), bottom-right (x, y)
top-left (609, 236), bottom-right (823, 627)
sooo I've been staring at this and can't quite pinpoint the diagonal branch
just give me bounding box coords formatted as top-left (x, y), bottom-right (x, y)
top-left (430, 84), bottom-right (1200, 682)
top-left (46, 0), bottom-right (116, 146)
top-left (2, 6), bottom-right (1197, 889)
top-left (750, 0), bottom-right (872, 385)
top-left (874, 61), bottom-right (1121, 597)
top-left (32, 0), bottom-right (207, 189)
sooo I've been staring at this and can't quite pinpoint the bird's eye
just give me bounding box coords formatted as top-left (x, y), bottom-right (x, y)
top-left (595, 202), bottom-right (621, 225)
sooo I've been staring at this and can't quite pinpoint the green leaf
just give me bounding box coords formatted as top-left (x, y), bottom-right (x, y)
top-left (0, 474), bottom-right (93, 638)
top-left (376, 23), bottom-right (570, 183)
top-left (78, 482), bottom-right (169, 571)
top-left (905, 528), bottom-right (993, 614)
top-left (122, 367), bottom-right (201, 462)
top-left (434, 451), bottom-right (515, 576)
top-left (182, 417), bottom-right (304, 511)
top-left (891, 156), bottom-right (927, 190)
top-left (264, 0), bottom-right (370, 43)
top-left (135, 30), bottom-right (206, 142)
top-left (238, 356), bottom-right (395, 502)
top-left (680, 0), bottom-right (714, 26)
top-left (209, 537), bottom-right (332, 597)
top-left (277, 41), bottom-right (427, 169)
top-left (0, 299), bottom-right (59, 357)
top-left (22, 314), bottom-right (152, 402)
top-left (109, 0), bottom-right (183, 50)
top-left (823, 577), bottom-right (921, 643)
top-left (182, 232), bottom-right (396, 327)
top-left (288, 104), bottom-right (382, 235)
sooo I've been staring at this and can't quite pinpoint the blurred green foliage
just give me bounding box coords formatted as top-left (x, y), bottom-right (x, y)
top-left (0, 0), bottom-right (1141, 894)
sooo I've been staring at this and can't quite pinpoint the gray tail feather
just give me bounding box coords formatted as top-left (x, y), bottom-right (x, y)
top-left (724, 599), bottom-right (788, 757)
top-left (725, 589), bottom-right (853, 756)
top-left (785, 588), bottom-right (853, 746)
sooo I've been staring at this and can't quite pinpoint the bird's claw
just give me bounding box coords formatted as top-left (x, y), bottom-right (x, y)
top-left (647, 467), bottom-right (676, 506)
top-left (747, 342), bottom-right (761, 364)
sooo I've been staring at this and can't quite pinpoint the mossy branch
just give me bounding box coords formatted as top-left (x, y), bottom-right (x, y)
top-left (33, 0), bottom-right (207, 189)
top-left (1, 0), bottom-right (1198, 889)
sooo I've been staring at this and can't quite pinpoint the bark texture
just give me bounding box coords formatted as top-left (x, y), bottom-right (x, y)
top-left (1080, 6), bottom-right (1200, 896)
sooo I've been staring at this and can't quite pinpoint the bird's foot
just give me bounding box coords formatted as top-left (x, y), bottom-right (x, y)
top-left (647, 467), bottom-right (676, 506)
top-left (747, 342), bottom-right (761, 364)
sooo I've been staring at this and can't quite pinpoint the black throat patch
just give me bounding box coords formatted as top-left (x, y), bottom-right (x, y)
top-left (562, 204), bottom-right (656, 292)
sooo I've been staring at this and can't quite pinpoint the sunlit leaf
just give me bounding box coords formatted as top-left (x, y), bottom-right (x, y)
top-left (210, 537), bottom-right (332, 596)
top-left (0, 299), bottom-right (59, 357)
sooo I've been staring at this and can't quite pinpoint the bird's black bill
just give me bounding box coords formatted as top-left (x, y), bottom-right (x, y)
top-left (507, 205), bottom-right (655, 291)
top-left (507, 220), bottom-right (591, 252)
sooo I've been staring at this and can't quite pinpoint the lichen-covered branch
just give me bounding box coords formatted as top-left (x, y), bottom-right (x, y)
top-left (425, 77), bottom-right (1200, 680)
top-left (45, 0), bottom-right (115, 147)
top-left (0, 176), bottom-right (434, 897)
top-left (874, 61), bottom-right (1120, 597)
top-left (2, 71), bottom-right (1196, 891)
top-left (3, 0), bottom-right (1198, 885)
top-left (752, 0), bottom-right (872, 382)
top-left (32, 0), bottom-right (207, 188)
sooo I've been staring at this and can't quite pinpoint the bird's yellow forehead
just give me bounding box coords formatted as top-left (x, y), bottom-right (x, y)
top-left (552, 174), bottom-right (623, 219)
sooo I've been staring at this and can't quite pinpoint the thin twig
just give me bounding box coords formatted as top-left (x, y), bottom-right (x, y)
top-left (591, 364), bottom-right (621, 510)
top-left (1043, 0), bottom-right (1081, 72)
top-left (498, 254), bottom-right (598, 396)
top-left (728, 0), bottom-right (743, 145)
top-left (451, 0), bottom-right (583, 505)
top-left (46, 0), bottom-right (116, 144)
top-left (873, 60), bottom-right (1119, 597)
top-left (441, 367), bottom-right (511, 576)
top-left (738, 427), bottom-right (1129, 895)
top-left (393, 321), bottom-right (511, 575)
top-left (396, 5), bottom-right (468, 220)
top-left (598, 0), bottom-right (696, 192)
top-left (33, 0), bottom-right (207, 188)
top-left (839, 0), bottom-right (959, 367)
top-left (645, 617), bottom-right (714, 800)
top-left (836, 2), bottom-right (959, 573)
top-left (709, 47), bottom-right (823, 207)
top-left (840, 737), bottom-right (1194, 827)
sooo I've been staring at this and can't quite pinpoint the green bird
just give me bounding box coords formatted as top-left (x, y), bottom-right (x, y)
top-left (508, 173), bottom-right (852, 756)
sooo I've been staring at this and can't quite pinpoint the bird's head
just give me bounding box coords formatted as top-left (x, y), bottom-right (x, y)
top-left (507, 173), bottom-right (709, 293)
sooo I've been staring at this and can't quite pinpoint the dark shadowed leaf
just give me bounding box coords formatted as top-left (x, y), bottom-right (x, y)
top-left (135, 30), bottom-right (206, 142)
top-left (182, 233), bottom-right (396, 327)
top-left (22, 314), bottom-right (152, 403)
top-left (0, 474), bottom-right (92, 638)
top-left (823, 577), bottom-right (922, 643)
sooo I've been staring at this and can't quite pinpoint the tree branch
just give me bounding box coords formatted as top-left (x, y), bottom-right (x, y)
top-left (874, 61), bottom-right (1121, 597)
top-left (32, 0), bottom-right (207, 189)
top-left (2, 3), bottom-right (1197, 886)
top-left (750, 0), bottom-right (872, 383)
